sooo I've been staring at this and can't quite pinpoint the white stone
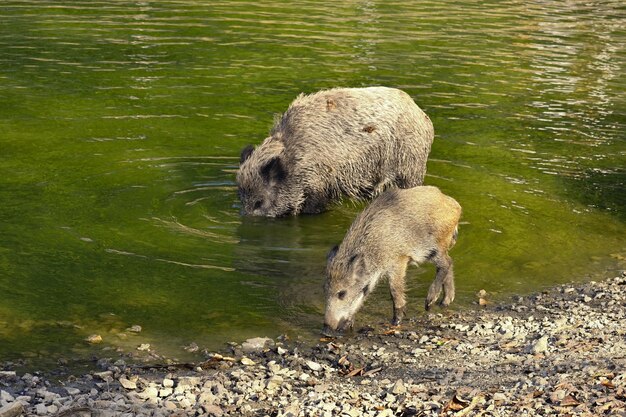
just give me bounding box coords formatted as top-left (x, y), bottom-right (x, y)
top-left (119, 378), bottom-right (136, 390)
top-left (127, 325), bottom-right (142, 332)
top-left (65, 387), bottom-right (80, 396)
top-left (163, 400), bottom-right (177, 410)
top-left (85, 334), bottom-right (102, 344)
top-left (390, 379), bottom-right (406, 395)
top-left (159, 388), bottom-right (173, 398)
top-left (0, 391), bottom-right (14, 403)
top-left (0, 402), bottom-right (24, 417)
top-left (493, 392), bottom-right (507, 402)
top-left (35, 403), bottom-right (47, 415)
top-left (240, 357), bottom-right (255, 366)
top-left (198, 392), bottom-right (215, 404)
top-left (94, 371), bottom-right (113, 380)
top-left (203, 404), bottom-right (223, 416)
top-left (266, 375), bottom-right (283, 391)
top-left (306, 361), bottom-right (322, 371)
top-left (532, 336), bottom-right (549, 354)
top-left (138, 387), bottom-right (159, 400)
top-left (241, 337), bottom-right (273, 353)
top-left (162, 378), bottom-right (174, 388)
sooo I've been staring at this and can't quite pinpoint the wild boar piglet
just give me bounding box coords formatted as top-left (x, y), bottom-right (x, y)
top-left (324, 186), bottom-right (461, 333)
top-left (237, 87), bottom-right (434, 217)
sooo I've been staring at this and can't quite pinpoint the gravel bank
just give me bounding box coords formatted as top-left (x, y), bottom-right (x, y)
top-left (1, 274), bottom-right (625, 417)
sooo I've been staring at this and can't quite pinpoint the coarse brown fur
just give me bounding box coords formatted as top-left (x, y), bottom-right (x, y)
top-left (324, 186), bottom-right (461, 332)
top-left (237, 87), bottom-right (434, 217)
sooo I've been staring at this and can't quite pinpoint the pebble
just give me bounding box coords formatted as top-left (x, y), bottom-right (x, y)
top-left (306, 361), bottom-right (322, 371)
top-left (0, 402), bottom-right (24, 417)
top-left (0, 392), bottom-right (14, 403)
top-left (493, 392), bottom-right (507, 402)
top-left (240, 357), bottom-right (255, 366)
top-left (34, 403), bottom-right (47, 415)
top-left (85, 334), bottom-right (102, 344)
top-left (127, 325), bottom-right (142, 333)
top-left (241, 337), bottom-right (273, 353)
top-left (390, 379), bottom-right (406, 395)
top-left (266, 375), bottom-right (283, 391)
top-left (532, 336), bottom-right (549, 354)
top-left (118, 378), bottom-right (136, 390)
top-left (203, 404), bottom-right (224, 416)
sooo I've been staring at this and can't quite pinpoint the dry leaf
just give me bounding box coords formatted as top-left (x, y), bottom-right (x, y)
top-left (363, 367), bottom-right (383, 377)
top-left (444, 395), bottom-right (470, 412)
top-left (338, 356), bottom-right (350, 366)
top-left (346, 367), bottom-right (364, 377)
top-left (327, 342), bottom-right (341, 354)
top-left (601, 379), bottom-right (616, 389)
top-left (560, 395), bottom-right (581, 407)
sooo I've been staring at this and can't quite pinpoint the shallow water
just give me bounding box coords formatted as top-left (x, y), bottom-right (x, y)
top-left (0, 0), bottom-right (624, 369)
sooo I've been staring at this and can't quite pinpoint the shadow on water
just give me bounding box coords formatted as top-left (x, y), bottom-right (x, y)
top-left (232, 211), bottom-right (351, 336)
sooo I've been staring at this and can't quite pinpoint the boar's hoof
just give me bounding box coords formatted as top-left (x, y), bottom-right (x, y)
top-left (392, 307), bottom-right (405, 326)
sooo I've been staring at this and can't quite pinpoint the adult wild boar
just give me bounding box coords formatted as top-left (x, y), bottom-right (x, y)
top-left (324, 186), bottom-right (461, 333)
top-left (237, 87), bottom-right (434, 217)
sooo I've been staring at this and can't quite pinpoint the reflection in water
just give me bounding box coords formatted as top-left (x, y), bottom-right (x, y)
top-left (0, 0), bottom-right (623, 370)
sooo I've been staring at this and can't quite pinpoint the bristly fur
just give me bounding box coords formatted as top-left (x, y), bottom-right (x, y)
top-left (237, 87), bottom-right (435, 217)
top-left (324, 186), bottom-right (462, 331)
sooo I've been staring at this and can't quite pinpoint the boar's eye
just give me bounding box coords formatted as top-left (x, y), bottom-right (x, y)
top-left (337, 290), bottom-right (347, 300)
top-left (253, 200), bottom-right (262, 210)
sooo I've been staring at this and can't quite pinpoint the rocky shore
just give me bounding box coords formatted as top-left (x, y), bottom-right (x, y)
top-left (1, 273), bottom-right (625, 417)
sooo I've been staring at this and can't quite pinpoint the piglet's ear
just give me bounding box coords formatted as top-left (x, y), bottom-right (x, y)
top-left (240, 145), bottom-right (254, 164)
top-left (327, 245), bottom-right (339, 262)
top-left (260, 156), bottom-right (287, 183)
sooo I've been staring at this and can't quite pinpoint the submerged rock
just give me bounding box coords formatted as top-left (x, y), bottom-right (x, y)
top-left (241, 337), bottom-right (273, 353)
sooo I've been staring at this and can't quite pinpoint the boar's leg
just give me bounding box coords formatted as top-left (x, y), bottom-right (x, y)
top-left (389, 260), bottom-right (408, 326)
top-left (425, 254), bottom-right (453, 310)
top-left (440, 257), bottom-right (455, 307)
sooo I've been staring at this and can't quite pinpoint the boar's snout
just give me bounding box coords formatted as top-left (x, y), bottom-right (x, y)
top-left (323, 316), bottom-right (353, 335)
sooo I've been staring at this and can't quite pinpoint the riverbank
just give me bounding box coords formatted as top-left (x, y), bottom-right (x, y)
top-left (1, 273), bottom-right (625, 417)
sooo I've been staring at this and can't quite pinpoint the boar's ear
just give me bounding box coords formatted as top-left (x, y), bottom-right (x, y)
top-left (327, 245), bottom-right (339, 262)
top-left (350, 255), bottom-right (367, 275)
top-left (240, 145), bottom-right (255, 164)
top-left (260, 156), bottom-right (287, 183)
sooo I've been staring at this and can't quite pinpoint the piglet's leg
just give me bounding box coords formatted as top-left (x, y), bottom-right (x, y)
top-left (440, 257), bottom-right (455, 307)
top-left (389, 260), bottom-right (408, 326)
top-left (425, 254), bottom-right (452, 310)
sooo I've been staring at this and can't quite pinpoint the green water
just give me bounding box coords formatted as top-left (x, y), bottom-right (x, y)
top-left (0, 1), bottom-right (624, 369)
